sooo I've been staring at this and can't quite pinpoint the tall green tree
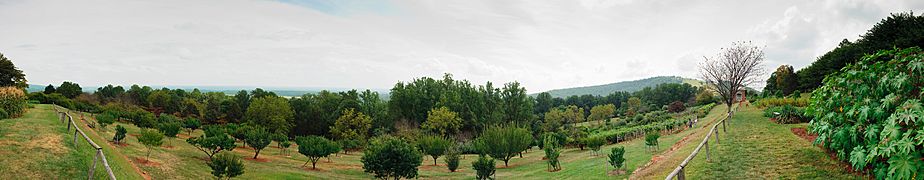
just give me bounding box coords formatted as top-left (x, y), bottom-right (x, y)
top-left (796, 12), bottom-right (924, 91)
top-left (330, 108), bottom-right (372, 144)
top-left (244, 96), bottom-right (294, 135)
top-left (43, 84), bottom-right (55, 94)
top-left (296, 135), bottom-right (339, 169)
top-left (421, 107), bottom-right (463, 137)
top-left (58, 81), bottom-right (83, 98)
top-left (0, 53), bottom-right (26, 88)
top-left (501, 82), bottom-right (533, 124)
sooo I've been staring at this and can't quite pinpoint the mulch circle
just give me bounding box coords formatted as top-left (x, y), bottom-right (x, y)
top-left (790, 127), bottom-right (817, 142)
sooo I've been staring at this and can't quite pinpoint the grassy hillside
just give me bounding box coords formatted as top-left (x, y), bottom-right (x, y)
top-left (540, 76), bottom-right (701, 98)
top-left (633, 105), bottom-right (864, 179)
top-left (1, 104), bottom-right (737, 179)
top-left (0, 104), bottom-right (143, 179)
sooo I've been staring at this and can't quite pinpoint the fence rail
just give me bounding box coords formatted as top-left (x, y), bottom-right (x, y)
top-left (664, 107), bottom-right (737, 180)
top-left (53, 105), bottom-right (117, 180)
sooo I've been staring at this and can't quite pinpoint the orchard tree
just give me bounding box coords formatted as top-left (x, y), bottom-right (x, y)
top-left (543, 135), bottom-right (561, 171)
top-left (543, 106), bottom-right (584, 132)
top-left (444, 146), bottom-right (461, 172)
top-left (416, 134), bottom-right (452, 165)
top-left (187, 126), bottom-right (237, 160)
top-left (472, 155), bottom-right (495, 180)
top-left (113, 125), bottom-right (127, 144)
top-left (96, 112), bottom-right (116, 131)
top-left (244, 96), bottom-right (294, 135)
top-left (667, 101), bottom-right (685, 113)
top-left (361, 136), bottom-right (423, 179)
top-left (296, 135), bottom-right (338, 169)
top-left (608, 146), bottom-right (626, 172)
top-left (245, 127), bottom-right (272, 159)
top-left (475, 124), bottom-right (532, 167)
top-left (699, 41), bottom-right (765, 114)
top-left (208, 152), bottom-right (244, 180)
top-left (330, 108), bottom-right (372, 144)
top-left (645, 132), bottom-right (660, 152)
top-left (626, 97), bottom-right (643, 116)
top-left (586, 136), bottom-right (606, 156)
top-left (158, 121), bottom-right (182, 138)
top-left (0, 53), bottom-right (26, 88)
top-left (138, 128), bottom-right (164, 160)
top-left (184, 118), bottom-right (201, 135)
top-left (421, 107), bottom-right (463, 137)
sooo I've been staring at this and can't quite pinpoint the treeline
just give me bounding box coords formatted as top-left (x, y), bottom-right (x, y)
top-left (28, 74), bottom-right (713, 144)
top-left (765, 12), bottom-right (924, 94)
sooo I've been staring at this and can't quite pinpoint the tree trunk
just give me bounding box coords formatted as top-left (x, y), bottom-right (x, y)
top-left (433, 156), bottom-right (438, 165)
top-left (253, 149), bottom-right (261, 159)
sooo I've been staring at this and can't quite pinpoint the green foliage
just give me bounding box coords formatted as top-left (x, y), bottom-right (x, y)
top-left (543, 105), bottom-right (584, 132)
top-left (608, 146), bottom-right (626, 170)
top-left (57, 81), bottom-right (82, 99)
top-left (472, 155), bottom-right (495, 180)
top-left (183, 118), bottom-right (201, 134)
top-left (421, 107), bottom-right (463, 137)
top-left (330, 108), bottom-right (372, 143)
top-left (244, 96), bottom-right (294, 134)
top-left (543, 135), bottom-right (561, 172)
top-left (296, 135), bottom-right (339, 169)
top-left (586, 136), bottom-right (606, 156)
top-left (208, 152), bottom-right (245, 180)
top-left (416, 134), bottom-right (452, 165)
top-left (444, 146), bottom-right (461, 172)
top-left (475, 124), bottom-right (532, 167)
top-left (807, 47), bottom-right (924, 179)
top-left (588, 104), bottom-right (616, 123)
top-left (0, 53), bottom-right (27, 88)
top-left (157, 121), bottom-right (182, 138)
top-left (538, 132), bottom-right (567, 149)
top-left (96, 112), bottom-right (116, 130)
top-left (644, 132), bottom-right (659, 151)
top-left (762, 105), bottom-right (810, 124)
top-left (245, 127), bottom-right (272, 159)
top-left (187, 125), bottom-right (236, 160)
top-left (137, 128), bottom-right (164, 159)
top-left (113, 125), bottom-right (127, 144)
top-left (764, 65), bottom-right (798, 95)
top-left (796, 12), bottom-right (924, 91)
top-left (361, 136), bottom-right (423, 179)
top-left (633, 83), bottom-right (698, 108)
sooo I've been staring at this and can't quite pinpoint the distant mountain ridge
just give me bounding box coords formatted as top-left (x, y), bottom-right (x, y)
top-left (539, 76), bottom-right (704, 98)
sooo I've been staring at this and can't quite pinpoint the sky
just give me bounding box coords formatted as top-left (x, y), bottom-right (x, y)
top-left (1, 0), bottom-right (922, 93)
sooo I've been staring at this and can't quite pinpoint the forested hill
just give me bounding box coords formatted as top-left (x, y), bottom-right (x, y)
top-left (539, 76), bottom-right (704, 98)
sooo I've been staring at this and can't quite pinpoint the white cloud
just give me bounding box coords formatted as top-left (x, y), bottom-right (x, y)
top-left (0, 0), bottom-right (921, 92)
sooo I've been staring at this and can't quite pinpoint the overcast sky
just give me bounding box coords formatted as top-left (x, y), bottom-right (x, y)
top-left (1, 0), bottom-right (921, 92)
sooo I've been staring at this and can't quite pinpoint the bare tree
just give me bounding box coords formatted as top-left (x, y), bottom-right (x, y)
top-left (699, 41), bottom-right (765, 114)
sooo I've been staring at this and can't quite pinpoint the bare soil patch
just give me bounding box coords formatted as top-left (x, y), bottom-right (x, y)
top-left (245, 157), bottom-right (270, 163)
top-left (790, 128), bottom-right (816, 142)
top-left (25, 135), bottom-right (67, 154)
top-left (134, 157), bottom-right (161, 167)
top-left (608, 169), bottom-right (627, 176)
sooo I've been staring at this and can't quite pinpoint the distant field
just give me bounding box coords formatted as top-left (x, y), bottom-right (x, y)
top-left (1, 104), bottom-right (731, 179)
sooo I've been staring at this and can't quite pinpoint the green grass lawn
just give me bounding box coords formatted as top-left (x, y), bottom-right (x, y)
top-left (2, 104), bottom-right (729, 179)
top-left (0, 104), bottom-right (143, 179)
top-left (637, 105), bottom-right (866, 179)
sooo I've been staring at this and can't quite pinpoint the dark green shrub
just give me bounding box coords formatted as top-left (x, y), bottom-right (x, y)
top-left (472, 155), bottom-right (495, 180)
top-left (208, 152), bottom-right (244, 179)
top-left (608, 146), bottom-right (626, 170)
top-left (361, 136), bottom-right (422, 179)
top-left (444, 146), bottom-right (461, 172)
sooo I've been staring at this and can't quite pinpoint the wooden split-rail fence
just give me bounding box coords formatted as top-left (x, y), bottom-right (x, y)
top-left (53, 105), bottom-right (118, 180)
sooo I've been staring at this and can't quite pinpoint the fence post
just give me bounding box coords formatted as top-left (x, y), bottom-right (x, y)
top-left (73, 129), bottom-right (79, 148)
top-left (715, 128), bottom-right (720, 144)
top-left (67, 115), bottom-right (72, 132)
top-left (677, 168), bottom-right (686, 180)
top-left (89, 149), bottom-right (100, 179)
top-left (705, 141), bottom-right (711, 162)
